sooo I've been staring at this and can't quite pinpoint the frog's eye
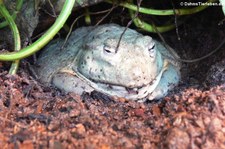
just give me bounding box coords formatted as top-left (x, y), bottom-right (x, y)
top-left (148, 44), bottom-right (156, 58)
top-left (103, 45), bottom-right (116, 54)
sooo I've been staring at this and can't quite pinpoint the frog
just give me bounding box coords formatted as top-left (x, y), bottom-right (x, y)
top-left (35, 24), bottom-right (180, 101)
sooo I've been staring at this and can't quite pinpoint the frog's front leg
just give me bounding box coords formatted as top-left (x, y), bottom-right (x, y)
top-left (52, 70), bottom-right (94, 95)
top-left (147, 63), bottom-right (180, 101)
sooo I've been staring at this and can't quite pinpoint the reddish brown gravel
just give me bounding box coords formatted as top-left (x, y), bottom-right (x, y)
top-left (0, 70), bottom-right (224, 149)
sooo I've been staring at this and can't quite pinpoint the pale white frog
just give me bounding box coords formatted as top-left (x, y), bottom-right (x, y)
top-left (35, 24), bottom-right (180, 101)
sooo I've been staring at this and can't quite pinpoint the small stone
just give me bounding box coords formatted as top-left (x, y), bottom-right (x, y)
top-left (75, 123), bottom-right (86, 134)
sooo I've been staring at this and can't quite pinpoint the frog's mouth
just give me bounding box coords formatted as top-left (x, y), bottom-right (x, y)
top-left (77, 60), bottom-right (169, 100)
top-left (92, 74), bottom-right (162, 100)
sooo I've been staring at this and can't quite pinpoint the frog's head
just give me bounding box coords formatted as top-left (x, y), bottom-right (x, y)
top-left (74, 24), bottom-right (164, 99)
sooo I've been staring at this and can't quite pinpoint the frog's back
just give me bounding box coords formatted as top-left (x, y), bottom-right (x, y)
top-left (35, 26), bottom-right (93, 84)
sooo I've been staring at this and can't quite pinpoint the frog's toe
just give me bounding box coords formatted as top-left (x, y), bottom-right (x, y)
top-left (52, 73), bottom-right (94, 95)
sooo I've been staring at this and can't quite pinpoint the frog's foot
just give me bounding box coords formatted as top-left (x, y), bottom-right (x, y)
top-left (52, 72), bottom-right (94, 95)
top-left (147, 64), bottom-right (180, 101)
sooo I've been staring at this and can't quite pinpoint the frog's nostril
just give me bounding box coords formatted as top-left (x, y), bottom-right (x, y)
top-left (132, 67), bottom-right (143, 78)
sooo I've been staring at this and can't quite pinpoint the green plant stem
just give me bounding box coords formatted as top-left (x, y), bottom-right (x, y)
top-left (0, 0), bottom-right (75, 61)
top-left (129, 9), bottom-right (175, 33)
top-left (0, 1), bottom-right (21, 74)
top-left (106, 0), bottom-right (215, 16)
top-left (84, 8), bottom-right (91, 25)
top-left (0, 0), bottom-right (23, 28)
